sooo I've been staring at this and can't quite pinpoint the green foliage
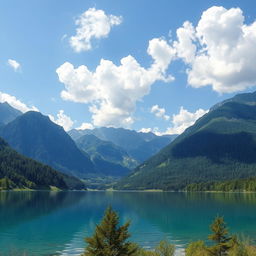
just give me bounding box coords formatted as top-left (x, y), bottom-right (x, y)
top-left (208, 216), bottom-right (232, 256)
top-left (186, 177), bottom-right (256, 192)
top-left (228, 242), bottom-right (248, 256)
top-left (184, 216), bottom-right (256, 256)
top-left (82, 207), bottom-right (176, 256)
top-left (82, 207), bottom-right (138, 256)
top-left (226, 236), bottom-right (256, 256)
top-left (0, 177), bottom-right (15, 190)
top-left (185, 241), bottom-right (210, 256)
top-left (137, 240), bottom-right (175, 256)
top-left (82, 209), bottom-right (256, 256)
top-left (153, 240), bottom-right (175, 256)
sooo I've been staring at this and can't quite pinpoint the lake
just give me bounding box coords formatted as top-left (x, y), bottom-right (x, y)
top-left (1, 191), bottom-right (256, 255)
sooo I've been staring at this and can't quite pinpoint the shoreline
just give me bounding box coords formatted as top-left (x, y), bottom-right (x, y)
top-left (1, 188), bottom-right (256, 193)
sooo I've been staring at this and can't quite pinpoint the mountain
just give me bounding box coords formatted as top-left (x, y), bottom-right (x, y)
top-left (0, 137), bottom-right (84, 190)
top-left (76, 134), bottom-right (136, 176)
top-left (128, 135), bottom-right (177, 162)
top-left (0, 111), bottom-right (95, 178)
top-left (68, 129), bottom-right (85, 141)
top-left (116, 91), bottom-right (256, 190)
top-left (69, 127), bottom-right (175, 163)
top-left (0, 102), bottom-right (22, 125)
top-left (69, 127), bottom-right (149, 150)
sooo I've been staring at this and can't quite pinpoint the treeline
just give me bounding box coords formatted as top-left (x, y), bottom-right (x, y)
top-left (81, 207), bottom-right (256, 256)
top-left (0, 137), bottom-right (84, 190)
top-left (116, 156), bottom-right (256, 191)
top-left (186, 177), bottom-right (256, 192)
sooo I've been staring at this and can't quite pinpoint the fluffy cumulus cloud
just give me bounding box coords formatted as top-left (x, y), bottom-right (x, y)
top-left (7, 59), bottom-right (21, 71)
top-left (58, 6), bottom-right (256, 130)
top-left (165, 107), bottom-right (208, 135)
top-left (136, 6), bottom-right (256, 94)
top-left (70, 8), bottom-right (122, 52)
top-left (173, 6), bottom-right (256, 93)
top-left (151, 105), bottom-right (170, 120)
top-left (56, 39), bottom-right (176, 127)
top-left (147, 38), bottom-right (176, 72)
top-left (77, 122), bottom-right (94, 130)
top-left (173, 21), bottom-right (196, 64)
top-left (0, 92), bottom-right (38, 113)
top-left (49, 110), bottom-right (74, 131)
top-left (139, 127), bottom-right (152, 133)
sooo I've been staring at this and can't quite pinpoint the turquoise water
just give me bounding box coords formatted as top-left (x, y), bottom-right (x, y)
top-left (1, 191), bottom-right (256, 255)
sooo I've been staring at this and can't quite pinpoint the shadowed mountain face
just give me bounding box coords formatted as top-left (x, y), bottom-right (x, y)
top-left (172, 131), bottom-right (256, 164)
top-left (71, 127), bottom-right (149, 150)
top-left (0, 111), bottom-right (95, 178)
top-left (0, 102), bottom-right (22, 125)
top-left (116, 91), bottom-right (256, 190)
top-left (0, 137), bottom-right (85, 190)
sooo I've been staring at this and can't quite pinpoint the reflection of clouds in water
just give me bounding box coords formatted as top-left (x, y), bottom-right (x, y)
top-left (175, 248), bottom-right (185, 256)
top-left (58, 231), bottom-right (186, 256)
top-left (58, 230), bottom-right (85, 256)
top-left (58, 212), bottom-right (107, 256)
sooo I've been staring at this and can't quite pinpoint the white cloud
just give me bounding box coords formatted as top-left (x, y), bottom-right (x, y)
top-left (147, 38), bottom-right (176, 72)
top-left (139, 128), bottom-right (152, 133)
top-left (173, 6), bottom-right (256, 93)
top-left (0, 92), bottom-right (38, 113)
top-left (58, 5), bottom-right (256, 131)
top-left (49, 110), bottom-right (74, 131)
top-left (151, 104), bottom-right (170, 120)
top-left (77, 122), bottom-right (94, 130)
top-left (165, 107), bottom-right (208, 135)
top-left (56, 39), bottom-right (175, 127)
top-left (7, 59), bottom-right (21, 71)
top-left (173, 21), bottom-right (196, 64)
top-left (70, 8), bottom-right (122, 52)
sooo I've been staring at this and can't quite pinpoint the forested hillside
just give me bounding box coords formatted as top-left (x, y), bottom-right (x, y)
top-left (0, 111), bottom-right (95, 178)
top-left (0, 137), bottom-right (84, 190)
top-left (116, 91), bottom-right (256, 190)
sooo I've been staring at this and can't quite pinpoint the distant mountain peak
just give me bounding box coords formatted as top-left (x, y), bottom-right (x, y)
top-left (70, 126), bottom-right (175, 169)
top-left (0, 102), bottom-right (22, 125)
top-left (0, 110), bottom-right (95, 178)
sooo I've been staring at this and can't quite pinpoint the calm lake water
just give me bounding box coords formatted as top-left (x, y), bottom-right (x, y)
top-left (1, 191), bottom-right (256, 256)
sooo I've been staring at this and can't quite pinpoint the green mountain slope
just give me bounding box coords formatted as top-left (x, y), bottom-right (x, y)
top-left (76, 134), bottom-right (135, 176)
top-left (0, 137), bottom-right (84, 190)
top-left (0, 111), bottom-right (95, 178)
top-left (116, 91), bottom-right (256, 190)
top-left (69, 127), bottom-right (174, 163)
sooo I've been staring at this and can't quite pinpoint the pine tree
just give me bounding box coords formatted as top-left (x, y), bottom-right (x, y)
top-left (82, 207), bottom-right (138, 256)
top-left (208, 216), bottom-right (232, 256)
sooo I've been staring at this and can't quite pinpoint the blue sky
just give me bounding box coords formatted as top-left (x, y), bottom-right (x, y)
top-left (0, 0), bottom-right (256, 134)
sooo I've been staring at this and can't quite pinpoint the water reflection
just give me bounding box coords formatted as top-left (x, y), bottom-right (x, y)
top-left (1, 191), bottom-right (256, 255)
